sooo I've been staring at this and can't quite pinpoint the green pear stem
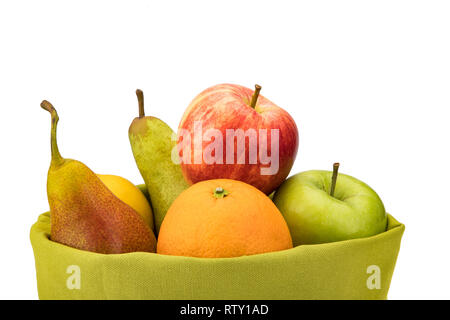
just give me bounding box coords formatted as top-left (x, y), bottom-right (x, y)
top-left (41, 100), bottom-right (64, 167)
top-left (330, 162), bottom-right (340, 197)
top-left (250, 84), bottom-right (262, 109)
top-left (136, 89), bottom-right (145, 118)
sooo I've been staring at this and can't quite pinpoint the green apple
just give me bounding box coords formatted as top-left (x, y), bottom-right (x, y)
top-left (273, 164), bottom-right (387, 245)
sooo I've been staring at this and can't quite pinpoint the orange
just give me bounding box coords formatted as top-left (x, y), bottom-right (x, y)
top-left (157, 179), bottom-right (293, 258)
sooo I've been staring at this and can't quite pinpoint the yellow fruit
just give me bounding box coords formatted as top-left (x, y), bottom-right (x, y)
top-left (97, 174), bottom-right (154, 230)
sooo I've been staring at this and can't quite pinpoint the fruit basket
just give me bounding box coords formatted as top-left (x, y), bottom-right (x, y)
top-left (30, 211), bottom-right (404, 300)
top-left (33, 86), bottom-right (405, 300)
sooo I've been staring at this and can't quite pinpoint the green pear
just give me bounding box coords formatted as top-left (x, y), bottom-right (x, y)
top-left (129, 89), bottom-right (189, 234)
top-left (41, 100), bottom-right (156, 254)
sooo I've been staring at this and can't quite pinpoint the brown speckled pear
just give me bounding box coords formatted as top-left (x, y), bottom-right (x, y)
top-left (41, 100), bottom-right (156, 254)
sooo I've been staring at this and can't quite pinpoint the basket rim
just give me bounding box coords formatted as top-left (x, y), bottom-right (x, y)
top-left (30, 211), bottom-right (405, 262)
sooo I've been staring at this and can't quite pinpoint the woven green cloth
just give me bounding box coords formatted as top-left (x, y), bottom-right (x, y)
top-left (30, 211), bottom-right (404, 300)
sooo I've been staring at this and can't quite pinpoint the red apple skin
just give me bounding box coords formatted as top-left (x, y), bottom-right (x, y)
top-left (177, 84), bottom-right (299, 195)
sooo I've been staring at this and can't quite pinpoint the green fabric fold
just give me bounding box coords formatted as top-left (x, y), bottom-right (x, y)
top-left (30, 211), bottom-right (404, 300)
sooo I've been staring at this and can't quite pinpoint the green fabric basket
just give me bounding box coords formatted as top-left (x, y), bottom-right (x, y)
top-left (30, 209), bottom-right (404, 300)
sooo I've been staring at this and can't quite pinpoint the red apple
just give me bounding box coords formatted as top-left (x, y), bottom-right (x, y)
top-left (176, 83), bottom-right (299, 195)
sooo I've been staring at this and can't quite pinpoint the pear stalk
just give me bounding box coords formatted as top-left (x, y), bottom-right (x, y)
top-left (250, 84), bottom-right (262, 109)
top-left (330, 162), bottom-right (340, 197)
top-left (41, 100), bottom-right (64, 167)
top-left (136, 89), bottom-right (145, 118)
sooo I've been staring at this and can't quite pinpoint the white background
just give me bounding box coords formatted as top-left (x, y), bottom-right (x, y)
top-left (1, 0), bottom-right (449, 300)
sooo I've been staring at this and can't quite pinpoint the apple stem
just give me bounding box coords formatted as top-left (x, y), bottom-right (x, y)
top-left (330, 162), bottom-right (340, 197)
top-left (250, 84), bottom-right (262, 109)
top-left (136, 89), bottom-right (145, 118)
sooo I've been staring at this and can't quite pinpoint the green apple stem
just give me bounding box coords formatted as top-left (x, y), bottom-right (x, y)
top-left (41, 100), bottom-right (64, 167)
top-left (136, 89), bottom-right (145, 118)
top-left (250, 84), bottom-right (262, 109)
top-left (330, 162), bottom-right (340, 197)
